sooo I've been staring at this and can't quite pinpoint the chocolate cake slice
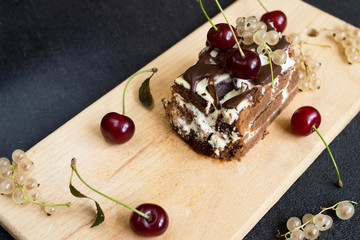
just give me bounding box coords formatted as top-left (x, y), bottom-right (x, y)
top-left (163, 25), bottom-right (299, 161)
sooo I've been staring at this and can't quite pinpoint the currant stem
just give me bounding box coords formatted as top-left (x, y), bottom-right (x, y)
top-left (199, 0), bottom-right (218, 31)
top-left (214, 0), bottom-right (245, 58)
top-left (13, 171), bottom-right (71, 208)
top-left (278, 200), bottom-right (357, 238)
top-left (122, 68), bottom-right (158, 115)
top-left (263, 42), bottom-right (274, 88)
top-left (257, 0), bottom-right (269, 12)
top-left (301, 41), bottom-right (331, 48)
top-left (312, 125), bottom-right (343, 188)
top-left (322, 28), bottom-right (337, 32)
top-left (70, 161), bottom-right (150, 220)
top-left (298, 42), bottom-right (310, 84)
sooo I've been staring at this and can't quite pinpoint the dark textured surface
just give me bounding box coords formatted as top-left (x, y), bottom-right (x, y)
top-left (0, 0), bottom-right (359, 239)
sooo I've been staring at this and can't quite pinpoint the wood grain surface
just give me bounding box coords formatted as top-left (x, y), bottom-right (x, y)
top-left (1, 0), bottom-right (359, 239)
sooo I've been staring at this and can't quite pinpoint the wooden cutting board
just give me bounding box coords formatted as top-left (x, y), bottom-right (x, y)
top-left (1, 0), bottom-right (359, 239)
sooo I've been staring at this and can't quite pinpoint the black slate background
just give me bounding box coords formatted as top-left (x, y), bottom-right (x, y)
top-left (0, 0), bottom-right (359, 239)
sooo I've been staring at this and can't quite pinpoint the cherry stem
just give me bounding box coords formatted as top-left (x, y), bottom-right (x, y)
top-left (122, 68), bottom-right (158, 115)
top-left (263, 42), bottom-right (274, 88)
top-left (278, 200), bottom-right (358, 238)
top-left (70, 161), bottom-right (150, 220)
top-left (214, 0), bottom-right (245, 58)
top-left (257, 0), bottom-right (269, 13)
top-left (199, 0), bottom-right (218, 31)
top-left (312, 125), bottom-right (343, 188)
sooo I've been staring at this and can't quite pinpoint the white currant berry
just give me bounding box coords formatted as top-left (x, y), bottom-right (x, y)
top-left (253, 30), bottom-right (267, 45)
top-left (0, 165), bottom-right (13, 179)
top-left (353, 39), bottom-right (360, 48)
top-left (298, 80), bottom-right (309, 91)
top-left (245, 16), bottom-right (258, 32)
top-left (256, 45), bottom-right (267, 55)
top-left (13, 171), bottom-right (27, 185)
top-left (309, 77), bottom-right (321, 90)
top-left (236, 26), bottom-right (245, 36)
top-left (288, 33), bottom-right (300, 44)
top-left (0, 157), bottom-right (11, 167)
top-left (290, 229), bottom-right (305, 240)
top-left (313, 214), bottom-right (333, 231)
top-left (345, 46), bottom-right (357, 56)
top-left (266, 30), bottom-right (280, 45)
top-left (333, 30), bottom-right (347, 42)
top-left (242, 30), bottom-right (254, 45)
top-left (306, 58), bottom-right (321, 72)
top-left (12, 188), bottom-right (26, 205)
top-left (296, 69), bottom-right (306, 80)
top-left (302, 213), bottom-right (314, 224)
top-left (351, 28), bottom-right (360, 38)
top-left (342, 23), bottom-right (352, 33)
top-left (293, 56), bottom-right (302, 66)
top-left (12, 149), bottom-right (26, 163)
top-left (347, 53), bottom-right (360, 64)
top-left (236, 17), bottom-right (246, 27)
top-left (24, 177), bottom-right (38, 191)
top-left (27, 188), bottom-right (42, 202)
top-left (304, 223), bottom-right (320, 240)
top-left (257, 21), bottom-right (267, 31)
top-left (0, 178), bottom-right (15, 195)
top-left (45, 206), bottom-right (57, 216)
top-left (271, 49), bottom-right (287, 65)
top-left (18, 158), bottom-right (34, 174)
top-left (286, 216), bottom-right (302, 231)
top-left (336, 202), bottom-right (355, 220)
top-left (303, 49), bottom-right (313, 58)
top-left (307, 70), bottom-right (316, 79)
top-left (342, 39), bottom-right (354, 48)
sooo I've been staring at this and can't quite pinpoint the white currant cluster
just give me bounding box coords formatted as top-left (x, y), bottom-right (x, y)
top-left (0, 149), bottom-right (70, 215)
top-left (279, 201), bottom-right (356, 240)
top-left (236, 16), bottom-right (287, 65)
top-left (332, 24), bottom-right (360, 64)
top-left (287, 33), bottom-right (322, 91)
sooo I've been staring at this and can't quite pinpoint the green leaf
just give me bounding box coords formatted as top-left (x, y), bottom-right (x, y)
top-left (138, 73), bottom-right (155, 109)
top-left (69, 170), bottom-right (105, 227)
top-left (69, 183), bottom-right (87, 198)
top-left (91, 201), bottom-right (105, 228)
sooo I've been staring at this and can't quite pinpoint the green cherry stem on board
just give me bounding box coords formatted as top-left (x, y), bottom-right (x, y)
top-left (122, 68), bottom-right (158, 115)
top-left (312, 126), bottom-right (343, 188)
top-left (70, 158), bottom-right (150, 220)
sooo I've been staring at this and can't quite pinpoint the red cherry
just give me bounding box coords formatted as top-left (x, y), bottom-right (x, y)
top-left (100, 112), bottom-right (135, 143)
top-left (130, 203), bottom-right (169, 237)
top-left (207, 23), bottom-right (237, 50)
top-left (226, 49), bottom-right (261, 79)
top-left (260, 10), bottom-right (287, 33)
top-left (291, 106), bottom-right (321, 136)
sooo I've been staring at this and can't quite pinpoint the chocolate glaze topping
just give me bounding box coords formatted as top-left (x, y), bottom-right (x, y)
top-left (183, 47), bottom-right (228, 93)
top-left (222, 89), bottom-right (254, 109)
top-left (253, 64), bottom-right (282, 85)
top-left (180, 36), bottom-right (291, 110)
top-left (270, 36), bottom-right (290, 51)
